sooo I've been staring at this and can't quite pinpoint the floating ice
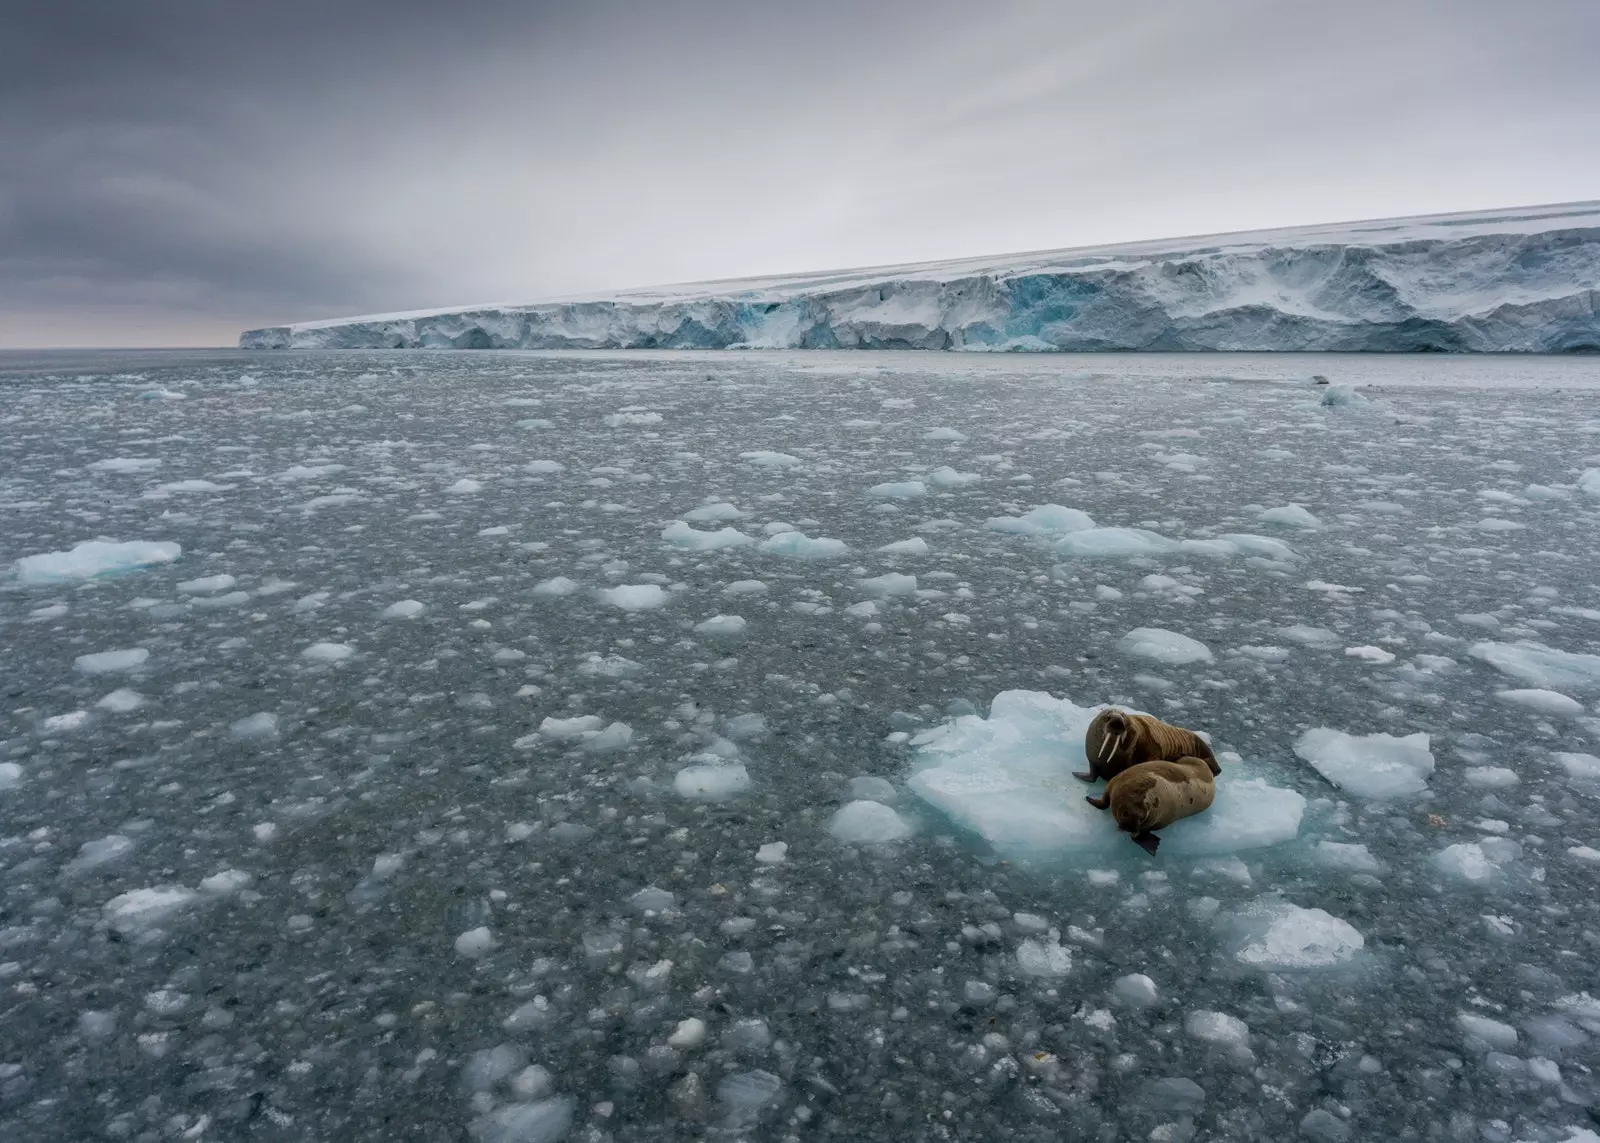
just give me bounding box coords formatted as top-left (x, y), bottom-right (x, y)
top-left (876, 537), bottom-right (929, 555)
top-left (661, 521), bottom-right (753, 550)
top-left (924, 427), bottom-right (967, 441)
top-left (445, 478), bottom-right (482, 494)
top-left (532, 576), bottom-right (579, 596)
top-left (97, 688), bottom-right (144, 713)
top-left (103, 886), bottom-right (201, 932)
top-left (524, 459), bottom-right (564, 473)
top-left (669, 1017), bottom-right (708, 1048)
top-left (1055, 527), bottom-right (1174, 559)
top-left (1469, 641), bottom-right (1600, 692)
top-left (1293, 728), bottom-right (1434, 798)
top-left (740, 450), bottom-right (802, 467)
top-left (230, 712), bottom-right (280, 740)
top-left (1279, 625), bottom-right (1342, 648)
top-left (867, 480), bottom-right (927, 499)
top-left (1496, 688), bottom-right (1584, 716)
top-left (927, 465), bottom-right (981, 487)
top-left (986, 504), bottom-right (1095, 535)
top-left (177, 573), bottom-right (237, 595)
top-left (1118, 627), bottom-right (1213, 665)
top-left (1320, 383), bottom-right (1369, 408)
top-left (1434, 839), bottom-right (1522, 884)
top-left (828, 800), bottom-right (912, 843)
top-left (758, 532), bottom-right (848, 560)
top-left (0, 762), bottom-right (21, 791)
top-left (1579, 468), bottom-right (1600, 498)
top-left (1016, 929), bottom-right (1073, 977)
top-left (381, 599), bottom-right (426, 619)
top-left (200, 869), bottom-right (253, 894)
top-left (859, 572), bottom-right (917, 597)
top-left (629, 886), bottom-right (676, 914)
top-left (1458, 1012), bottom-right (1519, 1050)
top-left (1555, 753), bottom-right (1600, 781)
top-left (1258, 504), bottom-right (1322, 529)
top-left (469, 1097), bottom-right (575, 1143)
top-left (908, 690), bottom-right (1303, 860)
top-left (539, 715), bottom-right (604, 739)
top-left (154, 479), bottom-right (233, 494)
top-left (1229, 899), bottom-right (1364, 968)
top-left (88, 457), bottom-right (162, 473)
top-left (454, 926), bottom-right (495, 957)
top-left (1344, 645), bottom-right (1396, 665)
top-left (718, 1070), bottom-right (783, 1118)
top-left (694, 614), bottom-right (747, 637)
top-left (1186, 1010), bottom-right (1251, 1055)
top-left (723, 579), bottom-right (767, 595)
top-left (1112, 973), bottom-right (1159, 1007)
top-left (1313, 842), bottom-right (1385, 873)
top-left (302, 642), bottom-right (355, 663)
top-left (604, 410), bottom-right (662, 426)
top-left (63, 835), bottom-right (137, 876)
top-left (685, 501), bottom-right (746, 522)
top-left (14, 539), bottom-right (181, 584)
top-left (597, 584), bottom-right (669, 610)
top-left (74, 648), bottom-right (149, 674)
top-left (674, 761), bottom-right (752, 800)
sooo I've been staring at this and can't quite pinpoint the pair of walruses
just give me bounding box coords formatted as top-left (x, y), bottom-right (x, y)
top-left (1079, 708), bottom-right (1219, 855)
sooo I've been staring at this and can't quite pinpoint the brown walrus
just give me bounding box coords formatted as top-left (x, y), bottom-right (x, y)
top-left (1086, 753), bottom-right (1220, 855)
top-left (1077, 708), bottom-right (1216, 783)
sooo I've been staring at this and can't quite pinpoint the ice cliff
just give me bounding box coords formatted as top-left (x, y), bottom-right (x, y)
top-left (240, 201), bottom-right (1600, 353)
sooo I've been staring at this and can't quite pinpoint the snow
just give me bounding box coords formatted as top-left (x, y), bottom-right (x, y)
top-left (74, 648), bottom-right (149, 674)
top-left (1229, 899), bottom-right (1365, 969)
top-left (908, 690), bottom-right (1303, 860)
top-left (596, 584), bottom-right (669, 610)
top-left (827, 800), bottom-right (913, 843)
top-left (1118, 627), bottom-right (1214, 665)
top-left (1293, 728), bottom-right (1434, 798)
top-left (239, 201), bottom-right (1600, 353)
top-left (14, 539), bottom-right (181, 584)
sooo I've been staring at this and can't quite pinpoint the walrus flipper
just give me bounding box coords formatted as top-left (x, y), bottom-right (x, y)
top-left (1132, 831), bottom-right (1161, 856)
top-left (1085, 792), bottom-right (1110, 810)
top-left (1072, 769), bottom-right (1097, 783)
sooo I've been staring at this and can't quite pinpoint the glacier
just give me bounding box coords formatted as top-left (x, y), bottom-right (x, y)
top-left (241, 201), bottom-right (1600, 353)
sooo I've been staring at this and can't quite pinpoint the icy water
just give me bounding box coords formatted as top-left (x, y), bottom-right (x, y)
top-left (4, 348), bottom-right (1600, 1143)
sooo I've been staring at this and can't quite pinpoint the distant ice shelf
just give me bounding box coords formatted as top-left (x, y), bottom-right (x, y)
top-left (241, 201), bottom-right (1600, 353)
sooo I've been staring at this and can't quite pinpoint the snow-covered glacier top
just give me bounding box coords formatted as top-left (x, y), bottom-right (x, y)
top-left (241, 201), bottom-right (1600, 352)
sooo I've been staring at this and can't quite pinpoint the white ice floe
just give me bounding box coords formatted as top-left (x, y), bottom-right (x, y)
top-left (1257, 504), bottom-right (1321, 529)
top-left (684, 501), bottom-right (746, 522)
top-left (907, 690), bottom-right (1303, 860)
top-left (597, 584), bottom-right (670, 610)
top-left (88, 457), bottom-right (162, 473)
top-left (1458, 1012), bottom-right (1519, 1051)
top-left (1228, 899), bottom-right (1364, 969)
top-left (1555, 752), bottom-right (1600, 781)
top-left (1494, 688), bottom-right (1584, 716)
top-left (103, 886), bottom-right (201, 932)
top-left (876, 537), bottom-right (929, 555)
top-left (1016, 930), bottom-right (1074, 978)
top-left (381, 599), bottom-right (426, 619)
top-left (538, 715), bottom-right (604, 740)
top-left (97, 689), bottom-right (144, 713)
top-left (1434, 839), bottom-right (1522, 884)
top-left (532, 576), bottom-right (579, 596)
top-left (674, 761), bottom-right (752, 800)
top-left (927, 465), bottom-right (981, 487)
top-left (0, 762), bottom-right (22, 790)
top-left (302, 642), bottom-right (355, 663)
top-left (1055, 527), bottom-right (1175, 559)
top-left (758, 532), bottom-right (849, 560)
top-left (1293, 728), bottom-right (1434, 798)
top-left (14, 540), bottom-right (181, 584)
top-left (986, 505), bottom-right (1095, 535)
top-left (74, 648), bottom-right (150, 674)
top-left (859, 572), bottom-right (917, 597)
top-left (1118, 627), bottom-right (1214, 665)
top-left (828, 800), bottom-right (913, 843)
top-left (867, 480), bottom-right (927, 499)
top-left (694, 615), bottom-right (747, 637)
top-left (177, 573), bottom-right (237, 595)
top-left (1469, 641), bottom-right (1600, 692)
top-left (740, 450), bottom-right (802, 467)
top-left (661, 521), bottom-right (753, 550)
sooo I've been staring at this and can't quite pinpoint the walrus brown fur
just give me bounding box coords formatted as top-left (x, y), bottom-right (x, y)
top-left (1077, 708), bottom-right (1216, 783)
top-left (1085, 754), bottom-right (1218, 855)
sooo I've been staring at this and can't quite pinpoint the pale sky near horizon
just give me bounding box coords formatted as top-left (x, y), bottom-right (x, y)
top-left (4, 0), bottom-right (1598, 348)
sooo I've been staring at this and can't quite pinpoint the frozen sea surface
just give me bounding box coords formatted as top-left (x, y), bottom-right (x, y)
top-left (3, 348), bottom-right (1600, 1142)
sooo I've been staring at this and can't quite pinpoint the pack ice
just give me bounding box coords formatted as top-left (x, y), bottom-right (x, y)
top-left (240, 202), bottom-right (1600, 353)
top-left (906, 690), bottom-right (1304, 860)
top-left (14, 540), bottom-right (182, 584)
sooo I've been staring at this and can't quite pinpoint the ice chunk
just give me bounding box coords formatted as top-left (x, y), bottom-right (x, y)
top-left (685, 501), bottom-right (747, 522)
top-left (924, 426), bottom-right (966, 441)
top-left (63, 834), bottom-right (136, 875)
top-left (523, 459), bottom-right (564, 473)
top-left (723, 579), bottom-right (767, 595)
top-left (1495, 688), bottom-right (1584, 716)
top-left (1118, 627), bottom-right (1213, 665)
top-left (230, 712), bottom-right (280, 740)
top-left (668, 1017), bottom-right (708, 1048)
top-left (199, 869), bottom-right (253, 894)
top-left (828, 800), bottom-right (912, 843)
top-left (1457, 1012), bottom-right (1518, 1051)
top-left (629, 886), bottom-right (676, 914)
top-left (1186, 1010), bottom-right (1251, 1055)
top-left (867, 480), bottom-right (927, 499)
top-left (1556, 752), bottom-right (1600, 781)
top-left (908, 691), bottom-right (1302, 860)
top-left (103, 886), bottom-right (201, 932)
top-left (1055, 527), bottom-right (1174, 559)
top-left (468, 1097), bottom-right (575, 1143)
top-left (15, 539), bottom-right (181, 584)
top-left (859, 572), bottom-right (917, 597)
top-left (74, 648), bottom-right (149, 674)
top-left (302, 642), bottom-right (355, 662)
top-left (597, 584), bottom-right (669, 610)
top-left (759, 531), bottom-right (848, 560)
top-left (718, 1070), bottom-right (783, 1118)
top-left (876, 537), bottom-right (929, 555)
top-left (848, 775), bottom-right (897, 801)
top-left (532, 576), bottom-right (579, 596)
top-left (1313, 841), bottom-right (1385, 873)
top-left (694, 614), bottom-right (747, 637)
top-left (1111, 973), bottom-right (1159, 1007)
top-left (1579, 468), bottom-right (1600, 498)
top-left (755, 842), bottom-right (787, 864)
top-left (1257, 504), bottom-right (1321, 529)
top-left (1279, 625), bottom-right (1342, 648)
top-left (927, 465), bottom-right (981, 488)
top-left (661, 521), bottom-right (753, 550)
top-left (740, 450), bottom-right (802, 467)
top-left (1016, 929), bottom-right (1074, 977)
top-left (1320, 383), bottom-right (1369, 407)
top-left (454, 926), bottom-right (495, 957)
top-left (1229, 899), bottom-right (1364, 968)
top-left (1293, 728), bottom-right (1434, 798)
top-left (1434, 839), bottom-right (1521, 884)
top-left (89, 456), bottom-right (162, 472)
top-left (1464, 766), bottom-right (1519, 788)
top-left (674, 761), bottom-right (751, 800)
top-left (97, 688), bottom-right (144, 713)
top-left (986, 504), bottom-right (1095, 535)
top-left (381, 599), bottom-right (425, 618)
top-left (604, 410), bottom-right (662, 425)
top-left (539, 715), bottom-right (603, 739)
top-left (177, 573), bottom-right (237, 595)
top-left (0, 763), bottom-right (23, 791)
top-left (1469, 641), bottom-right (1600, 692)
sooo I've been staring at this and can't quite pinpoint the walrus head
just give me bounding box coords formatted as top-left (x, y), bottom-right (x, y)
top-left (1095, 709), bottom-right (1132, 765)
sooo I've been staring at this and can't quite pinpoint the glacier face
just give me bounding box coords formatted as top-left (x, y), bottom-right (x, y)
top-left (240, 202), bottom-right (1600, 353)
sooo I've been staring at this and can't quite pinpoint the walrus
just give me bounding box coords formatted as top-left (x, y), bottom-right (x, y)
top-left (1086, 753), bottom-right (1220, 855)
top-left (1077, 708), bottom-right (1215, 783)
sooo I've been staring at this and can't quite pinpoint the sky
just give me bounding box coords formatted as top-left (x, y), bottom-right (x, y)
top-left (4, 0), bottom-right (1599, 348)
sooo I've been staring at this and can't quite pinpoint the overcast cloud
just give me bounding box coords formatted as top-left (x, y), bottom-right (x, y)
top-left (4, 0), bottom-right (1598, 347)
